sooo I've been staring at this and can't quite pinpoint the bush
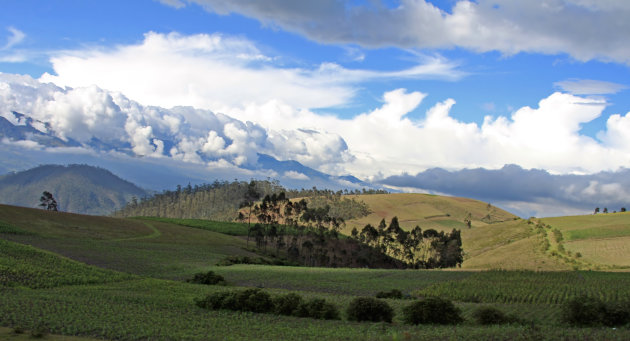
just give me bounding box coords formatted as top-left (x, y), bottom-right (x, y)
top-left (346, 297), bottom-right (394, 323)
top-left (473, 306), bottom-right (517, 325)
top-left (402, 297), bottom-right (463, 325)
top-left (273, 293), bottom-right (304, 316)
top-left (296, 298), bottom-right (340, 320)
top-left (375, 289), bottom-right (403, 299)
top-left (196, 288), bottom-right (273, 313)
top-left (561, 296), bottom-right (630, 327)
top-left (603, 302), bottom-right (630, 327)
top-left (188, 271), bottom-right (226, 285)
top-left (563, 296), bottom-right (606, 326)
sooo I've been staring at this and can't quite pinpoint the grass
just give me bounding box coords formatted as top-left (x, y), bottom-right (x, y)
top-left (0, 239), bottom-right (133, 288)
top-left (342, 193), bottom-right (517, 235)
top-left (136, 216), bottom-right (251, 236)
top-left (3, 204), bottom-right (630, 340)
top-left (0, 205), bottom-right (259, 280)
top-left (541, 213), bottom-right (630, 269)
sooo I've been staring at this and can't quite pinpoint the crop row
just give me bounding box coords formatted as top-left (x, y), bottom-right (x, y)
top-left (417, 270), bottom-right (630, 304)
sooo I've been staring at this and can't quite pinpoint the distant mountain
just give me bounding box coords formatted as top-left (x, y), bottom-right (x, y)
top-left (0, 164), bottom-right (148, 215)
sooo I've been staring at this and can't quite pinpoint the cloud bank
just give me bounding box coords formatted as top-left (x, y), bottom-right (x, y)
top-left (41, 31), bottom-right (462, 110)
top-left (381, 165), bottom-right (630, 218)
top-left (162, 0), bottom-right (630, 64)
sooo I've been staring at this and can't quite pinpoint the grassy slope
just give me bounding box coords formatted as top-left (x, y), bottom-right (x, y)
top-left (541, 212), bottom-right (630, 268)
top-left (344, 194), bottom-right (630, 270)
top-left (1, 205), bottom-right (630, 340)
top-left (0, 204), bottom-right (258, 279)
top-left (343, 193), bottom-right (517, 235)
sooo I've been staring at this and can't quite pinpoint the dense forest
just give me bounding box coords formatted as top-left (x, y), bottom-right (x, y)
top-left (114, 179), bottom-right (384, 221)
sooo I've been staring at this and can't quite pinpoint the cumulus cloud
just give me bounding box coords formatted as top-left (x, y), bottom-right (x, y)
top-left (381, 165), bottom-right (630, 217)
top-left (163, 0), bottom-right (630, 64)
top-left (223, 88), bottom-right (630, 179)
top-left (0, 73), bottom-right (352, 171)
top-left (40, 31), bottom-right (462, 111)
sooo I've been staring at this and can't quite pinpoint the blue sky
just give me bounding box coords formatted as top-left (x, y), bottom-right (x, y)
top-left (2, 0), bottom-right (629, 134)
top-left (2, 0), bottom-right (630, 216)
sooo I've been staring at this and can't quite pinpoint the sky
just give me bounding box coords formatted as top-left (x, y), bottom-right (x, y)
top-left (1, 0), bottom-right (630, 216)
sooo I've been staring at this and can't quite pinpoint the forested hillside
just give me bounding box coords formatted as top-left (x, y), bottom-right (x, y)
top-left (0, 164), bottom-right (147, 215)
top-left (115, 179), bottom-right (383, 222)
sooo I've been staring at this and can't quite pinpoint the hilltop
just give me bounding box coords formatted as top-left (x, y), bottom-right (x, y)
top-left (342, 193), bottom-right (517, 235)
top-left (0, 164), bottom-right (148, 215)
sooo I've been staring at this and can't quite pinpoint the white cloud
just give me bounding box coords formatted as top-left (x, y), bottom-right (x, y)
top-left (40, 31), bottom-right (462, 111)
top-left (554, 79), bottom-right (627, 95)
top-left (3, 27), bottom-right (25, 50)
top-left (283, 171), bottom-right (309, 180)
top-left (165, 0), bottom-right (630, 64)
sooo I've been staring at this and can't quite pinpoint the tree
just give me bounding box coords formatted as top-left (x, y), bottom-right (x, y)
top-left (603, 207), bottom-right (608, 214)
top-left (241, 180), bottom-right (261, 247)
top-left (621, 207), bottom-right (627, 212)
top-left (594, 207), bottom-right (600, 214)
top-left (39, 191), bottom-right (58, 211)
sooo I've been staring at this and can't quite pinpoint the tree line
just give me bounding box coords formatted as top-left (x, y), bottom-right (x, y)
top-left (239, 184), bottom-right (462, 269)
top-left (115, 179), bottom-right (381, 222)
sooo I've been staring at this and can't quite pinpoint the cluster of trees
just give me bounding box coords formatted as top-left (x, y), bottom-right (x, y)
top-left (352, 217), bottom-right (463, 269)
top-left (594, 207), bottom-right (627, 214)
top-left (115, 179), bottom-right (378, 221)
top-left (238, 184), bottom-right (461, 269)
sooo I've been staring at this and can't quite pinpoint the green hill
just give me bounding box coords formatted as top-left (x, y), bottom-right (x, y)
top-left (342, 193), bottom-right (518, 235)
top-left (0, 164), bottom-right (148, 215)
top-left (2, 204), bottom-right (630, 340)
top-left (342, 193), bottom-right (630, 271)
top-left (0, 204), bottom-right (258, 279)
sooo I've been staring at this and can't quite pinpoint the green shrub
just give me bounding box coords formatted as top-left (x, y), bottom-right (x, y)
top-left (473, 306), bottom-right (517, 325)
top-left (603, 302), bottom-right (630, 327)
top-left (196, 288), bottom-right (273, 313)
top-left (375, 289), bottom-right (403, 299)
top-left (188, 270), bottom-right (226, 285)
top-left (563, 296), bottom-right (606, 326)
top-left (273, 293), bottom-right (304, 316)
top-left (346, 297), bottom-right (394, 323)
top-left (296, 298), bottom-right (340, 320)
top-left (402, 297), bottom-right (463, 325)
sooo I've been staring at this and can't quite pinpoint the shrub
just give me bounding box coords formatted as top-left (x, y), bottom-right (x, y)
top-left (375, 289), bottom-right (403, 299)
top-left (196, 288), bottom-right (273, 313)
top-left (473, 306), bottom-right (517, 325)
top-left (188, 271), bottom-right (226, 285)
top-left (563, 296), bottom-right (606, 326)
top-left (402, 297), bottom-right (463, 325)
top-left (603, 302), bottom-right (630, 327)
top-left (346, 297), bottom-right (394, 323)
top-left (296, 298), bottom-right (340, 320)
top-left (273, 293), bottom-right (304, 316)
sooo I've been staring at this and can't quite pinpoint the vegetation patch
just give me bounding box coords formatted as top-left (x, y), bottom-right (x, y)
top-left (0, 239), bottom-right (133, 289)
top-left (346, 297), bottom-right (394, 323)
top-left (187, 271), bottom-right (226, 285)
top-left (196, 288), bottom-right (340, 320)
top-left (472, 306), bottom-right (519, 325)
top-left (563, 296), bottom-right (630, 327)
top-left (402, 297), bottom-right (463, 325)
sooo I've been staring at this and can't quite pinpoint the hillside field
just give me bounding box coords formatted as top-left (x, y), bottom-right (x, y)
top-left (2, 202), bottom-right (630, 340)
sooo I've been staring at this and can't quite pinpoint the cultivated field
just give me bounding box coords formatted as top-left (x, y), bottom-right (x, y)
top-left (2, 203), bottom-right (630, 340)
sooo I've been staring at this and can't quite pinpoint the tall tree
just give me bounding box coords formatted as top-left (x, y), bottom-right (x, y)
top-left (39, 191), bottom-right (58, 211)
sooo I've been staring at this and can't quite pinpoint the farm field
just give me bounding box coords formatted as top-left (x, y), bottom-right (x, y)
top-left (2, 203), bottom-right (630, 340)
top-left (541, 212), bottom-right (630, 269)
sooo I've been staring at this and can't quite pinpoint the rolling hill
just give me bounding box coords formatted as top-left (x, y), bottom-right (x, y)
top-left (341, 193), bottom-right (630, 271)
top-left (0, 164), bottom-right (148, 215)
